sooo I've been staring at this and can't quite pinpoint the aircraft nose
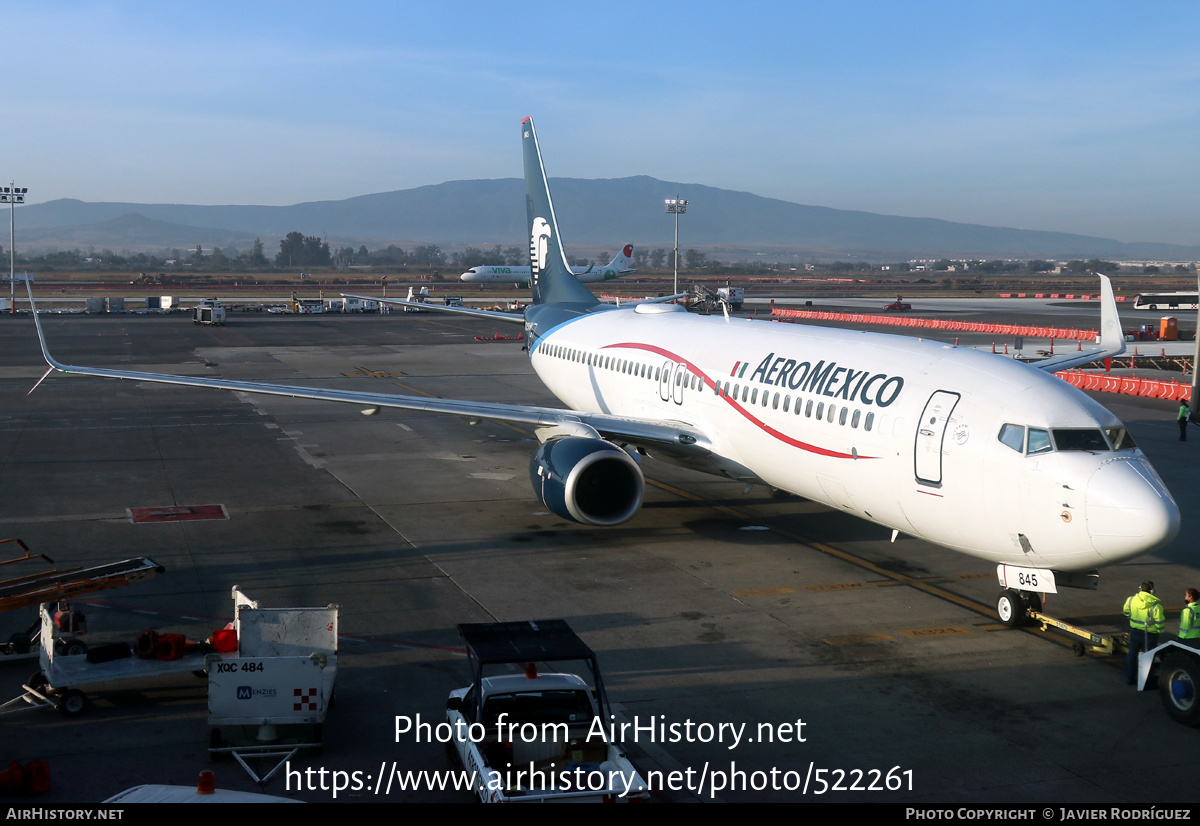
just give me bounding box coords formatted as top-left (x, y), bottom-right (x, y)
top-left (1085, 457), bottom-right (1180, 562)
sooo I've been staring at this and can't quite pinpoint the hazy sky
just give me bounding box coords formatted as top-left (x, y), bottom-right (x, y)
top-left (6, 1), bottom-right (1199, 244)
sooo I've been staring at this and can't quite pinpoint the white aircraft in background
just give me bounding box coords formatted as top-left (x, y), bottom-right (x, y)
top-left (26, 118), bottom-right (1179, 628)
top-left (460, 245), bottom-right (635, 284)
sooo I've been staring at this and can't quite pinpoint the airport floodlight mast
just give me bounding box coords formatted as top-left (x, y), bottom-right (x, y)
top-left (1, 183), bottom-right (27, 315)
top-left (665, 196), bottom-right (688, 297)
top-left (1193, 266), bottom-right (1199, 419)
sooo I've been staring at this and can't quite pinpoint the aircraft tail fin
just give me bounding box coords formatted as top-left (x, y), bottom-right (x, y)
top-left (522, 118), bottom-right (598, 307)
top-left (608, 244), bottom-right (635, 272)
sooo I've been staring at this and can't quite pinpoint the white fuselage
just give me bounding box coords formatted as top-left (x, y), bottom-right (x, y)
top-left (527, 305), bottom-right (1179, 572)
top-left (461, 264), bottom-right (630, 283)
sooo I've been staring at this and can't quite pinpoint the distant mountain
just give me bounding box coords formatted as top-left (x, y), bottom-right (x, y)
top-left (18, 212), bottom-right (258, 252)
top-left (15, 177), bottom-right (1200, 261)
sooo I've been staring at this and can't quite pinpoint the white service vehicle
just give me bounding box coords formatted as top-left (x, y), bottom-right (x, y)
top-left (717, 286), bottom-right (744, 310)
top-left (192, 299), bottom-right (227, 325)
top-left (445, 620), bottom-right (649, 803)
top-left (340, 296), bottom-right (376, 313)
top-left (1135, 640), bottom-right (1200, 727)
top-left (403, 286), bottom-right (431, 312)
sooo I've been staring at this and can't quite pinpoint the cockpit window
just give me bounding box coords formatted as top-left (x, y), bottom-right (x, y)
top-left (998, 423), bottom-right (1025, 453)
top-left (1106, 427), bottom-right (1138, 450)
top-left (1027, 428), bottom-right (1053, 455)
top-left (1052, 429), bottom-right (1110, 451)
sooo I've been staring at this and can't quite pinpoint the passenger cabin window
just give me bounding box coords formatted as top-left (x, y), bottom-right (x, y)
top-left (998, 423), bottom-right (1025, 453)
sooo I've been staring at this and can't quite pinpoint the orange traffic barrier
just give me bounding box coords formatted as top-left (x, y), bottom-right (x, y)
top-left (1057, 370), bottom-right (1192, 403)
top-left (771, 308), bottom-right (1097, 340)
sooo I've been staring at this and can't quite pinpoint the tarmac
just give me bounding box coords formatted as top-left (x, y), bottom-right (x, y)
top-left (0, 301), bottom-right (1197, 804)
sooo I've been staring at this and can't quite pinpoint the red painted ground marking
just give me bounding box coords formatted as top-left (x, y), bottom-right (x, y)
top-left (128, 504), bottom-right (228, 524)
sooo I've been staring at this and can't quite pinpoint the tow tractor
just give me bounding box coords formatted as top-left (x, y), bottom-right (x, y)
top-left (994, 564), bottom-right (1097, 627)
top-left (995, 565), bottom-right (1200, 727)
top-left (993, 563), bottom-right (1131, 657)
top-left (445, 619), bottom-right (649, 803)
top-left (1135, 642), bottom-right (1200, 727)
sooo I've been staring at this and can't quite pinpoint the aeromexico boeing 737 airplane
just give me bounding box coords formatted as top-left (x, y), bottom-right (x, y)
top-left (26, 118), bottom-right (1180, 626)
top-left (461, 245), bottom-right (635, 284)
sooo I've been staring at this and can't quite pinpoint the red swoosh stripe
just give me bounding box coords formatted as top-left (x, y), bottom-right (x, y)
top-left (602, 342), bottom-right (875, 460)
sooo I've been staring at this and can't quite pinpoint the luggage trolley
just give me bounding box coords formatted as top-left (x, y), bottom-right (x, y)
top-left (0, 538), bottom-right (164, 656)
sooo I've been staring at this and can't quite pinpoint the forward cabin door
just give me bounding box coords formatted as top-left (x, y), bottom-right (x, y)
top-left (914, 391), bottom-right (960, 486)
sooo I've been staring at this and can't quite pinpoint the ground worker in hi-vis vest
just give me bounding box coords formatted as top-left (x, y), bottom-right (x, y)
top-left (1124, 580), bottom-right (1166, 685)
top-left (1180, 588), bottom-right (1200, 643)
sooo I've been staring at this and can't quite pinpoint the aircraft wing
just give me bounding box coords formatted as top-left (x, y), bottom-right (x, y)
top-left (27, 285), bottom-right (707, 453)
top-left (1028, 274), bottom-right (1126, 373)
top-left (341, 293), bottom-right (526, 324)
top-left (602, 292), bottom-right (690, 306)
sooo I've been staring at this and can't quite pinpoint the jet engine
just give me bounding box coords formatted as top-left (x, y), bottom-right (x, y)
top-left (529, 437), bottom-right (644, 526)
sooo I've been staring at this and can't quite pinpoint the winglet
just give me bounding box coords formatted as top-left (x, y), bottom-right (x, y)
top-left (24, 277), bottom-right (67, 373)
top-left (24, 277), bottom-right (70, 397)
top-left (1096, 273), bottom-right (1124, 356)
top-left (1031, 273), bottom-right (1126, 372)
top-left (521, 119), bottom-right (598, 308)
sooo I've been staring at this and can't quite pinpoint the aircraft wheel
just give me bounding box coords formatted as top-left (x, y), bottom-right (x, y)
top-left (1159, 651), bottom-right (1200, 726)
top-left (57, 689), bottom-right (87, 717)
top-left (997, 590), bottom-right (1026, 628)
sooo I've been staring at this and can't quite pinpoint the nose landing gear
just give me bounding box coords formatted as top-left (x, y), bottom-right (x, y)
top-left (996, 589), bottom-right (1043, 628)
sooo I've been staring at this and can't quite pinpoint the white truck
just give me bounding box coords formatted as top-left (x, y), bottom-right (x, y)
top-left (1136, 640), bottom-right (1200, 727)
top-left (404, 286), bottom-right (430, 312)
top-left (192, 298), bottom-right (227, 325)
top-left (445, 620), bottom-right (649, 803)
top-left (340, 296), bottom-right (376, 313)
top-left (717, 286), bottom-right (744, 310)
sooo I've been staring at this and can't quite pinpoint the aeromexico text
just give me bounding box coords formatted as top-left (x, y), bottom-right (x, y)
top-left (742, 353), bottom-right (905, 407)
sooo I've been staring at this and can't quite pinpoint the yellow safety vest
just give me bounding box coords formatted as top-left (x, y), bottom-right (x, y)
top-left (1124, 592), bottom-right (1166, 634)
top-left (1181, 603), bottom-right (1200, 640)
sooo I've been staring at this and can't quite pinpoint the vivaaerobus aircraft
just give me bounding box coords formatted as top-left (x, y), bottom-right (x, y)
top-left (26, 118), bottom-right (1179, 626)
top-left (460, 244), bottom-right (636, 284)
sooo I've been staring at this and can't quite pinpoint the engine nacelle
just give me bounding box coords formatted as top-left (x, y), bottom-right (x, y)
top-left (529, 437), bottom-right (644, 526)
